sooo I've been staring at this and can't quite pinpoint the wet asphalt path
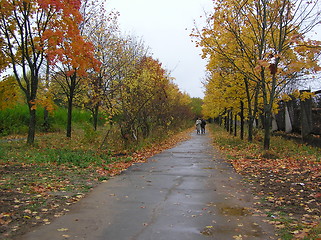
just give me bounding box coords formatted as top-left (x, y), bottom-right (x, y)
top-left (21, 131), bottom-right (276, 240)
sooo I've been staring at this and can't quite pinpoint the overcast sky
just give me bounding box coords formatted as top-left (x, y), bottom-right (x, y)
top-left (106, 0), bottom-right (213, 98)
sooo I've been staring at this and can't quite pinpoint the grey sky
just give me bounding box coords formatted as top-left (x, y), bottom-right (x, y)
top-left (106, 0), bottom-right (212, 98)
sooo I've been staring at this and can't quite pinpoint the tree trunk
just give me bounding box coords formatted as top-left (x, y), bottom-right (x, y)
top-left (141, 117), bottom-right (150, 138)
top-left (67, 97), bottom-right (73, 138)
top-left (93, 104), bottom-right (99, 131)
top-left (234, 114), bottom-right (237, 137)
top-left (43, 62), bottom-right (50, 132)
top-left (248, 116), bottom-right (254, 142)
top-left (229, 111), bottom-right (233, 134)
top-left (26, 75), bottom-right (39, 145)
top-left (99, 123), bottom-right (112, 150)
top-left (43, 108), bottom-right (49, 132)
top-left (263, 111), bottom-right (272, 150)
top-left (27, 108), bottom-right (37, 145)
top-left (225, 115), bottom-right (228, 131)
top-left (66, 73), bottom-right (77, 138)
top-left (240, 101), bottom-right (244, 140)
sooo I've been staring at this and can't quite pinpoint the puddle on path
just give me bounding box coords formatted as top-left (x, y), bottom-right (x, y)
top-left (200, 203), bottom-right (265, 238)
top-left (206, 202), bottom-right (249, 216)
top-left (200, 225), bottom-right (239, 236)
top-left (219, 206), bottom-right (249, 216)
top-left (200, 224), bottom-right (264, 238)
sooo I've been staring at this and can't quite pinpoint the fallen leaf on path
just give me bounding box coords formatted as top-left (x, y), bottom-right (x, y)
top-left (233, 234), bottom-right (243, 240)
top-left (57, 228), bottom-right (69, 232)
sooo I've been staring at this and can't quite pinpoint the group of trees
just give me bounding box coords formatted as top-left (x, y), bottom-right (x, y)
top-left (0, 0), bottom-right (194, 145)
top-left (193, 0), bottom-right (321, 149)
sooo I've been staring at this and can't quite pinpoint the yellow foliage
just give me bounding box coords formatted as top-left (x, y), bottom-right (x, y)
top-left (0, 76), bottom-right (23, 110)
top-left (289, 89), bottom-right (314, 101)
top-left (292, 89), bottom-right (300, 99)
top-left (281, 93), bottom-right (292, 102)
top-left (300, 91), bottom-right (314, 101)
top-left (192, 0), bottom-right (321, 123)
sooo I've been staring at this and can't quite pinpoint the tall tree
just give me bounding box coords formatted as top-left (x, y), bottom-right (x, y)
top-left (48, 0), bottom-right (100, 138)
top-left (194, 0), bottom-right (321, 149)
top-left (83, 6), bottom-right (121, 130)
top-left (0, 0), bottom-right (91, 144)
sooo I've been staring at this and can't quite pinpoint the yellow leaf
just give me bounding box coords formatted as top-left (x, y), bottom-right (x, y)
top-left (57, 228), bottom-right (69, 232)
top-left (233, 235), bottom-right (243, 240)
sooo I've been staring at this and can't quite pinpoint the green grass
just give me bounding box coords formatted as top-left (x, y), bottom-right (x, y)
top-left (1, 143), bottom-right (114, 168)
top-left (0, 104), bottom-right (105, 136)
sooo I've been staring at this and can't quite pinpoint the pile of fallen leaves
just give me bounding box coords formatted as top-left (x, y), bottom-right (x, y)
top-left (209, 125), bottom-right (321, 240)
top-left (0, 128), bottom-right (192, 239)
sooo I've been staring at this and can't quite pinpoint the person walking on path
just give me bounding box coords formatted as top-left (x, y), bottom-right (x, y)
top-left (200, 119), bottom-right (206, 134)
top-left (195, 118), bottom-right (202, 134)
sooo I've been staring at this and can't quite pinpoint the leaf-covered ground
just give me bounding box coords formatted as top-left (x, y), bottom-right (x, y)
top-left (2, 125), bottom-right (320, 240)
top-left (0, 129), bottom-right (191, 240)
top-left (210, 124), bottom-right (321, 240)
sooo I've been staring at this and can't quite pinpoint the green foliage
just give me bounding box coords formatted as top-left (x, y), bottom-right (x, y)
top-left (0, 104), bottom-right (29, 135)
top-left (190, 97), bottom-right (203, 118)
top-left (49, 107), bottom-right (92, 127)
top-left (81, 123), bottom-right (99, 143)
top-left (0, 104), bottom-right (94, 136)
top-left (47, 107), bottom-right (67, 127)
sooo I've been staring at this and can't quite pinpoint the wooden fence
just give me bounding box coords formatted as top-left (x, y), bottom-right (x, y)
top-left (274, 90), bottom-right (321, 139)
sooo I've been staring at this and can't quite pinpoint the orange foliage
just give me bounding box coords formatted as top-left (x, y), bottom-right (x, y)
top-left (38, 0), bottom-right (100, 76)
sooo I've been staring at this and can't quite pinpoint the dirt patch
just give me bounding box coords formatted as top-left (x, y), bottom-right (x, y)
top-left (0, 164), bottom-right (100, 239)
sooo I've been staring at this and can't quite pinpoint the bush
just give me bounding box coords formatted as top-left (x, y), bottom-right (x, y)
top-left (81, 123), bottom-right (99, 144)
top-left (0, 105), bottom-right (29, 136)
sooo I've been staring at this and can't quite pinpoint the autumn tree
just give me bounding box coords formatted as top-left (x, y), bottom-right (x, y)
top-left (164, 84), bottom-right (193, 130)
top-left (83, 6), bottom-right (121, 130)
top-left (47, 0), bottom-right (100, 138)
top-left (0, 0), bottom-right (94, 144)
top-left (194, 0), bottom-right (321, 149)
top-left (93, 32), bottom-right (193, 147)
top-left (115, 57), bottom-right (193, 146)
top-left (115, 55), bottom-right (165, 145)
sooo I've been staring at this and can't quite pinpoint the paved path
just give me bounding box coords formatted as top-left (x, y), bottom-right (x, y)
top-left (20, 131), bottom-right (276, 240)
